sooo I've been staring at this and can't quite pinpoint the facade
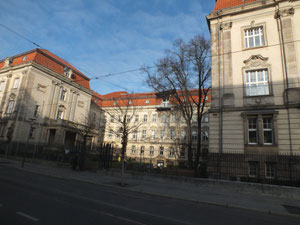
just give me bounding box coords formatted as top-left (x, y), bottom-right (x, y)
top-left (98, 91), bottom-right (210, 167)
top-left (207, 0), bottom-right (300, 177)
top-left (0, 48), bottom-right (98, 152)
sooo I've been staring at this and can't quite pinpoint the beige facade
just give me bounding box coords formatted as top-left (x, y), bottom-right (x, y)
top-left (100, 92), bottom-right (209, 167)
top-left (207, 0), bottom-right (300, 155)
top-left (0, 49), bottom-right (97, 152)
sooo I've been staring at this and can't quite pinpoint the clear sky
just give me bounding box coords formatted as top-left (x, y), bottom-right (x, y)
top-left (0, 0), bottom-right (216, 95)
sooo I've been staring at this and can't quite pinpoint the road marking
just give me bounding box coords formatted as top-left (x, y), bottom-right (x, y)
top-left (16, 212), bottom-right (39, 222)
top-left (100, 211), bottom-right (146, 225)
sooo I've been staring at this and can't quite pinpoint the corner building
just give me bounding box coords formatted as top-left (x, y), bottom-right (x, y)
top-left (207, 0), bottom-right (300, 178)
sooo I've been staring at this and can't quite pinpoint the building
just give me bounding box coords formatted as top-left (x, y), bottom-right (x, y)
top-left (0, 48), bottom-right (99, 153)
top-left (98, 90), bottom-right (210, 168)
top-left (207, 0), bottom-right (300, 178)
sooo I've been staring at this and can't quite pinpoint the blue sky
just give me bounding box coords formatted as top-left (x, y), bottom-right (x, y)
top-left (0, 0), bottom-right (215, 94)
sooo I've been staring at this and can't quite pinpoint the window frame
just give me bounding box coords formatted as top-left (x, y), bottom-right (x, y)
top-left (242, 23), bottom-right (267, 50)
top-left (245, 69), bottom-right (270, 97)
top-left (12, 78), bottom-right (20, 89)
top-left (0, 81), bottom-right (5, 92)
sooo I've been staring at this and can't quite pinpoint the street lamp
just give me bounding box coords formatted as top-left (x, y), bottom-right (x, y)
top-left (22, 118), bottom-right (36, 168)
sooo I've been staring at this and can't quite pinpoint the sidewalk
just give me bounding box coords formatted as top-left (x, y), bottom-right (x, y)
top-left (1, 157), bottom-right (300, 218)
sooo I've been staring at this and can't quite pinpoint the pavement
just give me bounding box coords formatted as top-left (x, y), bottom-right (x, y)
top-left (1, 156), bottom-right (300, 219)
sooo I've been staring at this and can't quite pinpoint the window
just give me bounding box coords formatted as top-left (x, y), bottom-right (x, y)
top-left (131, 145), bottom-right (136, 154)
top-left (29, 127), bottom-right (35, 138)
top-left (245, 69), bottom-right (269, 96)
top-left (149, 146), bottom-right (154, 156)
top-left (170, 130), bottom-right (176, 140)
top-left (159, 147), bottom-right (164, 156)
top-left (246, 115), bottom-right (275, 146)
top-left (248, 161), bottom-right (259, 177)
top-left (161, 130), bottom-right (165, 140)
top-left (6, 100), bottom-right (14, 114)
top-left (140, 146), bottom-right (145, 155)
top-left (202, 114), bottom-right (209, 123)
top-left (151, 130), bottom-right (155, 139)
top-left (135, 115), bottom-right (139, 122)
top-left (108, 129), bottom-right (113, 139)
top-left (202, 130), bottom-right (209, 142)
top-left (248, 118), bottom-right (258, 144)
top-left (129, 100), bottom-right (132, 105)
top-left (244, 26), bottom-right (265, 48)
top-left (169, 147), bottom-right (175, 157)
top-left (162, 114), bottom-right (167, 123)
top-left (132, 131), bottom-right (137, 140)
top-left (60, 89), bottom-right (67, 101)
top-left (142, 130), bottom-right (146, 139)
top-left (143, 114), bottom-right (147, 122)
top-left (192, 116), bottom-right (197, 123)
top-left (263, 118), bottom-right (273, 144)
top-left (34, 105), bottom-right (39, 117)
top-left (265, 162), bottom-right (276, 179)
top-left (13, 78), bottom-right (20, 89)
top-left (180, 148), bottom-right (185, 157)
top-left (171, 114), bottom-right (176, 122)
top-left (162, 99), bottom-right (169, 108)
top-left (0, 81), bottom-right (5, 91)
top-left (192, 148), bottom-right (196, 158)
top-left (192, 131), bottom-right (197, 142)
top-left (110, 116), bottom-right (114, 123)
top-left (126, 115), bottom-right (131, 123)
top-left (152, 114), bottom-right (157, 122)
top-left (113, 101), bottom-right (117, 105)
top-left (57, 110), bottom-right (64, 120)
top-left (145, 99), bottom-right (149, 104)
top-left (181, 130), bottom-right (186, 140)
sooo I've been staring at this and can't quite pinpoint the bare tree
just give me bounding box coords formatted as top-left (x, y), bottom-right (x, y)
top-left (143, 35), bottom-right (210, 176)
top-left (103, 97), bottom-right (144, 186)
top-left (72, 111), bottom-right (97, 170)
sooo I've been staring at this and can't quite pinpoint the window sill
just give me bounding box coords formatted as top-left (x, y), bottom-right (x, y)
top-left (242, 45), bottom-right (267, 51)
top-left (244, 94), bottom-right (273, 98)
top-left (245, 144), bottom-right (277, 147)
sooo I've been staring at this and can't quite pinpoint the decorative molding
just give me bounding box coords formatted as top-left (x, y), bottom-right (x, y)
top-left (274, 8), bottom-right (294, 18)
top-left (243, 54), bottom-right (269, 67)
top-left (220, 22), bottom-right (232, 30)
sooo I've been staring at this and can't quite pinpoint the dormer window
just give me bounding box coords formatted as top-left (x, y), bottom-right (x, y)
top-left (113, 101), bottom-right (117, 105)
top-left (162, 98), bottom-right (169, 108)
top-left (64, 67), bottom-right (72, 78)
top-left (129, 100), bottom-right (132, 105)
top-left (145, 99), bottom-right (149, 104)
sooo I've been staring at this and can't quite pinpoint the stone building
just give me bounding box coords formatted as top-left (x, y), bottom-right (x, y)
top-left (207, 0), bottom-right (300, 178)
top-left (98, 90), bottom-right (210, 167)
top-left (0, 48), bottom-right (99, 152)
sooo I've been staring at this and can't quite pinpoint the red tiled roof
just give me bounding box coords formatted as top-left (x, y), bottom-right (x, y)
top-left (0, 49), bottom-right (91, 90)
top-left (213, 0), bottom-right (258, 11)
top-left (93, 90), bottom-right (211, 108)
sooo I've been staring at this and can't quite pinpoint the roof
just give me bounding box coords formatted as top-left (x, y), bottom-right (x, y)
top-left (213, 0), bottom-right (258, 11)
top-left (0, 48), bottom-right (90, 90)
top-left (92, 90), bottom-right (211, 108)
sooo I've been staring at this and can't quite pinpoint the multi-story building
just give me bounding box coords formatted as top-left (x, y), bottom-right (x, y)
top-left (99, 90), bottom-right (210, 167)
top-left (207, 0), bottom-right (300, 177)
top-left (0, 48), bottom-right (98, 152)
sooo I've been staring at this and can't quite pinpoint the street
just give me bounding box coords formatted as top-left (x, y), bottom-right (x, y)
top-left (0, 166), bottom-right (299, 225)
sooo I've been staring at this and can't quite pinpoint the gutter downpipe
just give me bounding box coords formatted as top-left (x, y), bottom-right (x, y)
top-left (217, 10), bottom-right (223, 179)
top-left (274, 0), bottom-right (293, 180)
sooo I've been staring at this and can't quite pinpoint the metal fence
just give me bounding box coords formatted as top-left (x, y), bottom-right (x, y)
top-left (206, 151), bottom-right (300, 186)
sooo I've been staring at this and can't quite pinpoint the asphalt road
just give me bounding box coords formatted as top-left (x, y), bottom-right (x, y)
top-left (0, 166), bottom-right (299, 225)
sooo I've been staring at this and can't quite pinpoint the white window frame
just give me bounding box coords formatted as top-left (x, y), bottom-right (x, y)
top-left (248, 118), bottom-right (258, 144)
top-left (142, 130), bottom-right (146, 139)
top-left (151, 130), bottom-right (155, 139)
top-left (263, 118), bottom-right (273, 145)
top-left (244, 26), bottom-right (265, 48)
top-left (152, 114), bottom-right (157, 122)
top-left (245, 69), bottom-right (269, 96)
top-left (143, 114), bottom-right (148, 122)
top-left (135, 115), bottom-right (139, 122)
top-left (169, 147), bottom-right (175, 157)
top-left (131, 145), bottom-right (136, 154)
top-left (140, 146), bottom-right (145, 155)
top-left (159, 147), bottom-right (164, 156)
top-left (162, 114), bottom-right (167, 123)
top-left (170, 130), bottom-right (176, 140)
top-left (7, 100), bottom-right (14, 114)
top-left (0, 81), bottom-right (5, 91)
top-left (57, 110), bottom-right (64, 120)
top-left (161, 130), bottom-right (165, 140)
top-left (132, 131), bottom-right (137, 140)
top-left (149, 146), bottom-right (154, 156)
top-left (60, 89), bottom-right (67, 101)
top-left (13, 78), bottom-right (20, 89)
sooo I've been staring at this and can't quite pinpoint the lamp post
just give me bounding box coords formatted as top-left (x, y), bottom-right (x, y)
top-left (22, 118), bottom-right (36, 168)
